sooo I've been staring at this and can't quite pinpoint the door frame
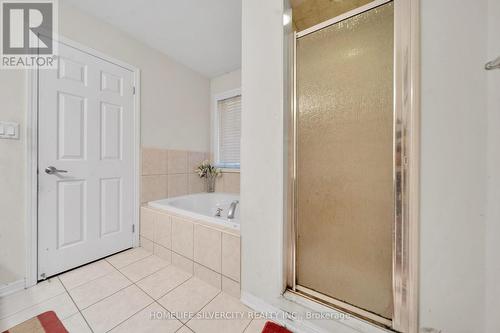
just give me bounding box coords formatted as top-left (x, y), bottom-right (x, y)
top-left (285, 0), bottom-right (420, 332)
top-left (25, 36), bottom-right (141, 287)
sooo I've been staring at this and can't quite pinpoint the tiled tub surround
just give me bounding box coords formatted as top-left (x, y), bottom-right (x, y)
top-left (141, 148), bottom-right (240, 203)
top-left (140, 206), bottom-right (241, 298)
top-left (141, 148), bottom-right (208, 203)
top-left (215, 169), bottom-right (241, 194)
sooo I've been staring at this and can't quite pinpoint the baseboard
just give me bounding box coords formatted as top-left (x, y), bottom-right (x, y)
top-left (240, 291), bottom-right (387, 333)
top-left (0, 279), bottom-right (25, 297)
top-left (240, 291), bottom-right (324, 333)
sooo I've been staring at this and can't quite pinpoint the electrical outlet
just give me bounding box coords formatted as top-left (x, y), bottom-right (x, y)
top-left (0, 121), bottom-right (20, 140)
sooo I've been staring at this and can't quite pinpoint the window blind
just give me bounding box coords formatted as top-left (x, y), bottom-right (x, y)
top-left (218, 95), bottom-right (241, 166)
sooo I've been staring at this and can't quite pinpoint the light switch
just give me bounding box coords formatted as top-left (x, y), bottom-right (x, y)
top-left (0, 121), bottom-right (19, 140)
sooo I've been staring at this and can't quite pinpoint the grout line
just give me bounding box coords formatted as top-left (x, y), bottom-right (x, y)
top-left (242, 319), bottom-right (255, 332)
top-left (70, 272), bottom-right (155, 331)
top-left (152, 301), bottom-right (188, 331)
top-left (103, 300), bottom-right (156, 333)
top-left (192, 221), bottom-right (195, 276)
top-left (139, 235), bottom-right (154, 243)
top-left (153, 275), bottom-right (193, 301)
top-left (73, 255), bottom-right (165, 312)
top-left (220, 231), bottom-right (223, 290)
top-left (119, 260), bottom-right (172, 286)
top-left (175, 324), bottom-right (194, 332)
top-left (105, 251), bottom-right (153, 271)
top-left (155, 296), bottom-right (191, 324)
top-left (121, 258), bottom-right (171, 284)
top-left (60, 264), bottom-right (120, 292)
top-left (0, 279), bottom-right (68, 321)
top-left (156, 277), bottom-right (223, 326)
top-left (134, 269), bottom-right (192, 302)
top-left (76, 280), bottom-right (133, 311)
top-left (58, 277), bottom-right (94, 333)
top-left (222, 274), bottom-right (240, 284)
top-left (114, 262), bottom-right (154, 286)
top-left (103, 258), bottom-right (195, 332)
top-left (57, 253), bottom-right (175, 330)
top-left (183, 290), bottom-right (222, 328)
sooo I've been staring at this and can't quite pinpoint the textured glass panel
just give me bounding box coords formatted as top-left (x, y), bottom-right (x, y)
top-left (296, 3), bottom-right (394, 319)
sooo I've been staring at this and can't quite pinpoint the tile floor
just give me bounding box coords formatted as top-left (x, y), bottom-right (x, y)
top-left (0, 248), bottom-right (268, 333)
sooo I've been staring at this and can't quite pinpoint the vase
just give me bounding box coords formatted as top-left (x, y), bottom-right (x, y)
top-left (206, 174), bottom-right (216, 193)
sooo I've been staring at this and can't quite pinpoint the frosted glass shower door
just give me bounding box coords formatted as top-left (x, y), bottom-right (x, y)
top-left (295, 3), bottom-right (394, 319)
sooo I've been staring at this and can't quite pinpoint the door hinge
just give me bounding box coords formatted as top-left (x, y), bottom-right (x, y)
top-left (132, 86), bottom-right (136, 95)
top-left (132, 224), bottom-right (135, 233)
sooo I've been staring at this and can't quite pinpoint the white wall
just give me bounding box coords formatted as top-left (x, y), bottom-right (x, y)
top-left (211, 69), bottom-right (241, 97)
top-left (0, 0), bottom-right (211, 286)
top-left (240, 1), bottom-right (495, 333)
top-left (420, 0), bottom-right (488, 332)
top-left (240, 0), bottom-right (285, 303)
top-left (59, 1), bottom-right (210, 152)
top-left (485, 0), bottom-right (500, 331)
top-left (0, 71), bottom-right (26, 285)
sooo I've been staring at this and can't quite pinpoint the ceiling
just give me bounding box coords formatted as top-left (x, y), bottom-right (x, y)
top-left (291, 0), bottom-right (374, 31)
top-left (64, 0), bottom-right (242, 78)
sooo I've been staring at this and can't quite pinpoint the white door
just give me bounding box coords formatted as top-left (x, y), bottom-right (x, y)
top-left (38, 41), bottom-right (136, 279)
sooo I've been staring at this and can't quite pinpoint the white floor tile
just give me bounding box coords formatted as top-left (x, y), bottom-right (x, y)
top-left (177, 325), bottom-right (194, 333)
top-left (186, 293), bottom-right (252, 333)
top-left (222, 276), bottom-right (240, 299)
top-left (59, 260), bottom-right (116, 290)
top-left (0, 278), bottom-right (65, 319)
top-left (82, 285), bottom-right (153, 333)
top-left (109, 302), bottom-right (183, 333)
top-left (69, 270), bottom-right (131, 309)
top-left (136, 265), bottom-right (191, 300)
top-left (244, 319), bottom-right (268, 333)
top-left (62, 313), bottom-right (92, 333)
top-left (158, 278), bottom-right (220, 323)
top-left (120, 255), bottom-right (169, 282)
top-left (106, 248), bottom-right (152, 269)
top-left (0, 293), bottom-right (78, 332)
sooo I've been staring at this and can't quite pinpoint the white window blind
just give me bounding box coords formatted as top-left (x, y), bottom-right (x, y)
top-left (217, 95), bottom-right (241, 166)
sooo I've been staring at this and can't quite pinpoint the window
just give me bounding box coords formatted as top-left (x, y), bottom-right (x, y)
top-left (214, 90), bottom-right (241, 168)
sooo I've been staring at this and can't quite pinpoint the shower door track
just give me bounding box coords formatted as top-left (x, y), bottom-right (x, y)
top-left (293, 285), bottom-right (393, 327)
top-left (286, 0), bottom-right (420, 332)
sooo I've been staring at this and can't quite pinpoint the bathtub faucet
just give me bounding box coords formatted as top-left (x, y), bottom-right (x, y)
top-left (227, 200), bottom-right (239, 219)
top-left (215, 208), bottom-right (223, 217)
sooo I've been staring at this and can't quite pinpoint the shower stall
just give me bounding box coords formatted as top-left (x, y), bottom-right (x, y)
top-left (286, 0), bottom-right (419, 332)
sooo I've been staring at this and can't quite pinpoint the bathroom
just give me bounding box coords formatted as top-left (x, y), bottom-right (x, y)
top-left (1, 0), bottom-right (500, 333)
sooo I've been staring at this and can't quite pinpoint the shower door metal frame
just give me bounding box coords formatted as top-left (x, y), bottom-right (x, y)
top-left (285, 0), bottom-right (420, 332)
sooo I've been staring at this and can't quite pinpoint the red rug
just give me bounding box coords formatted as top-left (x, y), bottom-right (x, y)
top-left (2, 311), bottom-right (68, 333)
top-left (262, 321), bottom-right (292, 333)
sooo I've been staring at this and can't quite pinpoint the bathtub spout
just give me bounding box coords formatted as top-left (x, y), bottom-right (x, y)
top-left (227, 200), bottom-right (239, 219)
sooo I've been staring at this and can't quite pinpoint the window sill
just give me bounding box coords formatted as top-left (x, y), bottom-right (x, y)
top-left (220, 168), bottom-right (240, 173)
top-left (215, 163), bottom-right (240, 172)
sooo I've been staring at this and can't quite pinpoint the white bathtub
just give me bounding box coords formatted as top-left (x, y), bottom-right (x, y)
top-left (148, 193), bottom-right (240, 230)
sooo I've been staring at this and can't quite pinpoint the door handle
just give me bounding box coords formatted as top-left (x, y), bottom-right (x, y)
top-left (45, 166), bottom-right (68, 174)
top-left (485, 56), bottom-right (500, 70)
